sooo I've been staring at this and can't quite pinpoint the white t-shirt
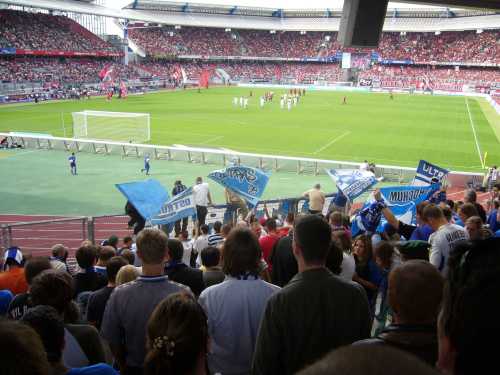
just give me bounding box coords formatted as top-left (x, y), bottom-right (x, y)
top-left (429, 223), bottom-right (468, 276)
top-left (194, 234), bottom-right (210, 266)
top-left (182, 239), bottom-right (193, 266)
top-left (193, 182), bottom-right (210, 206)
top-left (339, 253), bottom-right (356, 281)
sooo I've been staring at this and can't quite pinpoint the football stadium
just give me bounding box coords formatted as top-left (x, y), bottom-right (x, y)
top-left (0, 0), bottom-right (500, 374)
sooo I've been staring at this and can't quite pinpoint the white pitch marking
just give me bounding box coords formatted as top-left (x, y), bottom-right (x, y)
top-left (313, 131), bottom-right (351, 155)
top-left (465, 98), bottom-right (484, 167)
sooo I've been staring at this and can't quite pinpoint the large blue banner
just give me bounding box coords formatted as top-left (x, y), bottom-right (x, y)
top-left (413, 160), bottom-right (449, 186)
top-left (208, 165), bottom-right (270, 206)
top-left (326, 169), bottom-right (377, 202)
top-left (116, 179), bottom-right (169, 220)
top-left (352, 184), bottom-right (440, 236)
top-left (151, 187), bottom-right (197, 225)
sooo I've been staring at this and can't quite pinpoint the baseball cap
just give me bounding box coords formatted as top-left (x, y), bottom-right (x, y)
top-left (4, 246), bottom-right (23, 266)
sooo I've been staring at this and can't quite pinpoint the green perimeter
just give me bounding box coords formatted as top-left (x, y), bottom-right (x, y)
top-left (0, 88), bottom-right (498, 172)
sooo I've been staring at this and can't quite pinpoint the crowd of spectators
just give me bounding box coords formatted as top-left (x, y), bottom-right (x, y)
top-left (0, 177), bottom-right (499, 375)
top-left (0, 10), bottom-right (117, 53)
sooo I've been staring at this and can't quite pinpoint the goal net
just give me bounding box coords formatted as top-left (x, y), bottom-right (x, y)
top-left (71, 110), bottom-right (151, 143)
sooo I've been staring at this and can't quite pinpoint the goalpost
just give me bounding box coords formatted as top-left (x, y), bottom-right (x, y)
top-left (71, 110), bottom-right (151, 143)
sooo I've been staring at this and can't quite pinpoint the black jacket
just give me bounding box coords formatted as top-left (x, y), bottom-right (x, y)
top-left (252, 268), bottom-right (371, 375)
top-left (165, 262), bottom-right (205, 296)
top-left (270, 233), bottom-right (298, 287)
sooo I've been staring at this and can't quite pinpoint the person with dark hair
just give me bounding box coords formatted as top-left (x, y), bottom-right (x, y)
top-left (101, 229), bottom-right (190, 375)
top-left (199, 228), bottom-right (280, 375)
top-left (463, 189), bottom-right (487, 223)
top-left (381, 198), bottom-right (434, 241)
top-left (120, 249), bottom-right (135, 266)
top-left (457, 203), bottom-right (478, 225)
top-left (94, 246), bottom-right (116, 277)
top-left (297, 345), bottom-right (440, 375)
top-left (200, 246), bottom-right (225, 287)
top-left (8, 256), bottom-right (51, 320)
top-left (465, 216), bottom-right (492, 240)
top-left (423, 204), bottom-right (468, 275)
top-left (259, 218), bottom-right (280, 273)
top-left (0, 319), bottom-right (51, 375)
top-left (172, 180), bottom-right (189, 237)
top-left (22, 305), bottom-right (118, 375)
top-left (252, 215), bottom-right (371, 375)
top-left (125, 201), bottom-right (146, 235)
top-left (325, 241), bottom-right (343, 275)
top-left (352, 234), bottom-right (382, 310)
top-left (165, 239), bottom-right (205, 296)
top-left (269, 229), bottom-right (298, 287)
top-left (332, 230), bottom-right (355, 281)
top-left (30, 269), bottom-right (106, 368)
top-left (193, 177), bottom-right (213, 229)
top-left (118, 236), bottom-right (134, 254)
top-left (0, 246), bottom-right (28, 294)
top-left (354, 260), bottom-right (443, 367)
top-left (144, 293), bottom-right (209, 375)
top-left (87, 256), bottom-right (128, 330)
top-left (208, 221), bottom-right (224, 247)
top-left (73, 245), bottom-right (107, 297)
top-left (437, 238), bottom-right (500, 375)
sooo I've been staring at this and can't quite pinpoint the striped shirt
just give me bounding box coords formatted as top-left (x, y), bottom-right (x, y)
top-left (208, 233), bottom-right (224, 247)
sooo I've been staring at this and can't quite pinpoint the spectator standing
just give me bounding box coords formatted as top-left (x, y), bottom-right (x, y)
top-left (73, 245), bottom-right (107, 297)
top-left (94, 246), bottom-right (116, 277)
top-left (7, 256), bottom-right (51, 320)
top-left (172, 180), bottom-right (189, 236)
top-left (303, 184), bottom-right (325, 214)
top-left (225, 187), bottom-right (249, 219)
top-left (101, 229), bottom-right (190, 375)
top-left (193, 177), bottom-right (213, 229)
top-left (463, 189), bottom-right (487, 223)
top-left (200, 246), bottom-right (225, 287)
top-left (332, 230), bottom-right (355, 282)
top-left (87, 256), bottom-right (128, 330)
top-left (0, 246), bottom-right (27, 295)
top-left (259, 218), bottom-right (281, 273)
top-left (199, 228), bottom-right (280, 375)
top-left (269, 229), bottom-right (297, 287)
top-left (208, 221), bottom-right (224, 247)
top-left (193, 224), bottom-right (210, 267)
top-left (252, 215), bottom-right (371, 375)
top-left (118, 236), bottom-right (133, 254)
top-left (487, 199), bottom-right (500, 232)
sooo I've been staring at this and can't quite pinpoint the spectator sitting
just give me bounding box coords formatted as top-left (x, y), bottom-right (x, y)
top-left (8, 256), bottom-right (52, 320)
top-left (30, 269), bottom-right (106, 367)
top-left (193, 224), bottom-right (210, 267)
top-left (199, 227), bottom-right (280, 375)
top-left (50, 244), bottom-right (70, 273)
top-left (73, 245), bottom-right (107, 297)
top-left (0, 319), bottom-right (51, 375)
top-left (118, 236), bottom-right (133, 254)
top-left (94, 246), bottom-right (116, 277)
top-left (208, 221), bottom-right (224, 247)
top-left (144, 293), bottom-right (208, 375)
top-left (252, 215), bottom-right (371, 375)
top-left (101, 229), bottom-right (190, 375)
top-left (165, 239), bottom-right (205, 297)
top-left (0, 246), bottom-right (28, 295)
top-left (0, 289), bottom-right (13, 316)
top-left (119, 249), bottom-right (135, 266)
top-left (22, 305), bottom-right (118, 375)
top-left (87, 256), bottom-right (128, 330)
top-left (200, 246), bottom-right (225, 287)
top-left (354, 260), bottom-right (443, 367)
top-left (115, 264), bottom-right (141, 286)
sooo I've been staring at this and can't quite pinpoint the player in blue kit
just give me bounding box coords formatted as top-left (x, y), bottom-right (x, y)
top-left (68, 152), bottom-right (77, 175)
top-left (141, 154), bottom-right (151, 175)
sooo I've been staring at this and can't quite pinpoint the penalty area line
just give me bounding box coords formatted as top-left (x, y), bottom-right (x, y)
top-left (313, 131), bottom-right (351, 155)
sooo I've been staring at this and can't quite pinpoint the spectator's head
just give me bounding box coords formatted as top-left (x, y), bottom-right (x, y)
top-left (0, 320), bottom-right (51, 375)
top-left (438, 238), bottom-right (500, 375)
top-left (195, 177), bottom-right (202, 184)
top-left (465, 216), bottom-right (483, 240)
top-left (222, 228), bottom-right (261, 278)
top-left (329, 211), bottom-right (343, 227)
top-left (373, 241), bottom-right (394, 270)
top-left (167, 239), bottom-right (184, 263)
top-left (24, 257), bottom-right (52, 286)
top-left (75, 244), bottom-right (98, 270)
top-left (250, 221), bottom-right (262, 238)
top-left (297, 345), bottom-right (439, 375)
top-left (120, 249), bottom-right (135, 265)
top-left (106, 256), bottom-right (128, 284)
top-left (213, 221), bottom-right (222, 233)
top-left (145, 293), bottom-right (208, 375)
top-left (422, 204), bottom-right (447, 231)
top-left (464, 189), bottom-right (477, 203)
top-left (265, 218), bottom-right (277, 233)
top-left (0, 289), bottom-right (14, 316)
top-left (314, 183), bottom-right (321, 190)
top-left (136, 229), bottom-right (169, 266)
top-left (353, 234), bottom-right (373, 262)
top-left (200, 224), bottom-right (209, 235)
top-left (221, 224), bottom-right (232, 238)
top-left (30, 269), bottom-right (73, 316)
top-left (122, 236), bottom-right (133, 249)
top-left (293, 215), bottom-right (332, 268)
top-left (3, 246), bottom-right (24, 270)
top-left (332, 230), bottom-right (352, 253)
top-left (50, 244), bottom-right (68, 260)
top-left (108, 235), bottom-right (119, 249)
top-left (416, 201), bottom-right (430, 222)
top-left (97, 246), bottom-right (116, 265)
top-left (441, 205), bottom-right (453, 222)
top-left (389, 260), bottom-right (443, 325)
top-left (325, 241), bottom-right (343, 275)
top-left (116, 265), bottom-right (141, 286)
top-left (285, 212), bottom-right (295, 226)
top-left (458, 203), bottom-right (478, 224)
top-left (21, 305), bottom-right (64, 364)
top-left (201, 246), bottom-right (221, 268)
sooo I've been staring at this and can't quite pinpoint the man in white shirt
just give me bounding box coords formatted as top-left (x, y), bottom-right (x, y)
top-left (303, 184), bottom-right (326, 215)
top-left (193, 176), bottom-right (213, 230)
top-left (423, 204), bottom-right (468, 276)
top-left (194, 224), bottom-right (210, 267)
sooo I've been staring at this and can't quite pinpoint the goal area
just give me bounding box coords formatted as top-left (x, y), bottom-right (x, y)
top-left (71, 110), bottom-right (151, 143)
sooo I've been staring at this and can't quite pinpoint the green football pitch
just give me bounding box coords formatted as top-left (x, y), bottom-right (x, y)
top-left (0, 87), bottom-right (499, 172)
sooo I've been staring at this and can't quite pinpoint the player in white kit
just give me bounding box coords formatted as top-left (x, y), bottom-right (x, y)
top-left (239, 96), bottom-right (244, 107)
top-left (280, 97), bottom-right (285, 109)
top-left (243, 98), bottom-right (249, 108)
top-left (233, 97), bottom-right (238, 106)
top-left (287, 98), bottom-right (292, 111)
top-left (260, 96), bottom-right (265, 108)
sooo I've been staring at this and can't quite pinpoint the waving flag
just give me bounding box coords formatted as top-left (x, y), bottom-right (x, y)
top-left (326, 169), bottom-right (377, 202)
top-left (208, 165), bottom-right (270, 207)
top-left (413, 160), bottom-right (449, 186)
top-left (116, 179), bottom-right (169, 221)
top-left (151, 187), bottom-right (196, 225)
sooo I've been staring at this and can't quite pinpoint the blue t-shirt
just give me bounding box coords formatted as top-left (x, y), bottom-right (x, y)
top-left (144, 157), bottom-right (150, 167)
top-left (409, 224), bottom-right (434, 241)
top-left (67, 363), bottom-right (118, 375)
top-left (487, 209), bottom-right (499, 233)
top-left (68, 156), bottom-right (76, 165)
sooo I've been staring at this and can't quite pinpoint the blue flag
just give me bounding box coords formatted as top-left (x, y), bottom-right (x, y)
top-left (208, 165), bottom-right (270, 206)
top-left (413, 160), bottom-right (449, 186)
top-left (116, 179), bottom-right (170, 220)
top-left (352, 184), bottom-right (440, 237)
top-left (326, 169), bottom-right (377, 202)
top-left (150, 187), bottom-right (197, 226)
